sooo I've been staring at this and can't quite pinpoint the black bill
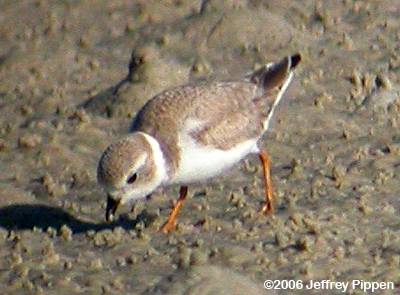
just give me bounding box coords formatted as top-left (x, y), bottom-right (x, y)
top-left (105, 194), bottom-right (120, 222)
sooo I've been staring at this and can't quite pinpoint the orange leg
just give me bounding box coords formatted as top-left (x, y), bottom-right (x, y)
top-left (259, 151), bottom-right (274, 214)
top-left (160, 186), bottom-right (188, 233)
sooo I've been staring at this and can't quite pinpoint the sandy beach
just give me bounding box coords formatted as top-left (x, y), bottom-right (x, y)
top-left (0, 1), bottom-right (399, 294)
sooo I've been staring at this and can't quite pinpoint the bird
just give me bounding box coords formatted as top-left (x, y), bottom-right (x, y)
top-left (97, 53), bottom-right (301, 233)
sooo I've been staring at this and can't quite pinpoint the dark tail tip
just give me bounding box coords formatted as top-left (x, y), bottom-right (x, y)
top-left (248, 53), bottom-right (301, 90)
top-left (290, 53), bottom-right (301, 69)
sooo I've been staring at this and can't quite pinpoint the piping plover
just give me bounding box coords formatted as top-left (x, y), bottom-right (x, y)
top-left (98, 54), bottom-right (301, 232)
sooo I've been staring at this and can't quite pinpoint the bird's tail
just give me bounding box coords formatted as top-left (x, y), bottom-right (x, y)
top-left (249, 54), bottom-right (301, 91)
top-left (248, 54), bottom-right (301, 131)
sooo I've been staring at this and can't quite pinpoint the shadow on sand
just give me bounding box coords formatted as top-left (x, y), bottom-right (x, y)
top-left (0, 204), bottom-right (156, 234)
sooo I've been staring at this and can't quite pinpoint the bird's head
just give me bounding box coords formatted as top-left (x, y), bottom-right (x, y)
top-left (97, 132), bottom-right (167, 222)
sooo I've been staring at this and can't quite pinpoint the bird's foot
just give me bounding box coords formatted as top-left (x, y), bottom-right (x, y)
top-left (260, 203), bottom-right (274, 215)
top-left (159, 220), bottom-right (177, 233)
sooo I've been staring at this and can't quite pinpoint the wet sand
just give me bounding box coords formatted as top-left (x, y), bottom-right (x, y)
top-left (0, 1), bottom-right (399, 294)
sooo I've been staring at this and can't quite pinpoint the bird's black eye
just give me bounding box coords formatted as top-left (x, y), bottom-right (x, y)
top-left (127, 173), bottom-right (137, 184)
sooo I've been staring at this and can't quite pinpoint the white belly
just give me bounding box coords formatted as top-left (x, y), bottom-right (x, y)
top-left (171, 135), bottom-right (259, 184)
